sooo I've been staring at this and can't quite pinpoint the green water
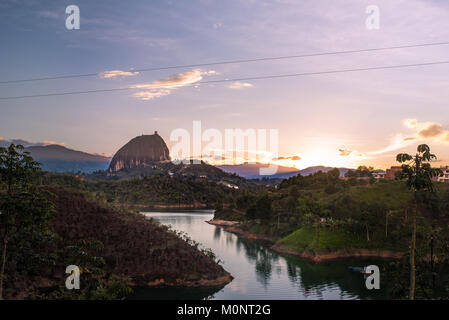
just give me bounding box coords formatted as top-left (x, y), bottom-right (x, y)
top-left (134, 210), bottom-right (390, 300)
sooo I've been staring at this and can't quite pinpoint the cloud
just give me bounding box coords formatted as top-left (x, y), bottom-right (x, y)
top-left (0, 139), bottom-right (65, 148)
top-left (132, 90), bottom-right (170, 101)
top-left (418, 124), bottom-right (444, 138)
top-left (274, 155), bottom-right (301, 161)
top-left (227, 81), bottom-right (254, 89)
top-left (369, 133), bottom-right (415, 155)
top-left (131, 69), bottom-right (216, 90)
top-left (41, 140), bottom-right (66, 146)
top-left (94, 152), bottom-right (112, 158)
top-left (130, 69), bottom-right (216, 101)
top-left (99, 70), bottom-right (140, 79)
top-left (369, 119), bottom-right (449, 155)
top-left (339, 149), bottom-right (352, 156)
top-left (338, 148), bottom-right (365, 158)
top-left (404, 119), bottom-right (449, 142)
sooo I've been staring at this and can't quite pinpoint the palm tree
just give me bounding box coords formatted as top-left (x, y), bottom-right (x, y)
top-left (396, 144), bottom-right (442, 300)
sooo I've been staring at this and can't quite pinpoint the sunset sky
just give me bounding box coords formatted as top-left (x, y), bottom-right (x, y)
top-left (1, 0), bottom-right (449, 170)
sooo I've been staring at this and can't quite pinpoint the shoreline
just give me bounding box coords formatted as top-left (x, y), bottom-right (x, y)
top-left (123, 202), bottom-right (210, 209)
top-left (270, 243), bottom-right (403, 262)
top-left (141, 272), bottom-right (233, 288)
top-left (206, 219), bottom-right (272, 241)
top-left (207, 219), bottom-right (404, 262)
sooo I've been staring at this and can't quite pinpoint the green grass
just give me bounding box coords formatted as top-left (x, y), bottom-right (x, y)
top-left (279, 226), bottom-right (369, 253)
top-left (323, 181), bottom-right (413, 209)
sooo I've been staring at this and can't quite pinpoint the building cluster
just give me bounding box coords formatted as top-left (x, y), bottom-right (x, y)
top-left (371, 166), bottom-right (449, 183)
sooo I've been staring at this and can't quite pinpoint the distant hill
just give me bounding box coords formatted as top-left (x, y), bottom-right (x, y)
top-left (299, 166), bottom-right (350, 178)
top-left (216, 163), bottom-right (350, 179)
top-left (25, 145), bottom-right (110, 173)
top-left (217, 163), bottom-right (301, 179)
top-left (90, 160), bottom-right (259, 190)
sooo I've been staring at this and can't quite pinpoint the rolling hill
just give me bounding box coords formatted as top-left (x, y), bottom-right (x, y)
top-left (25, 145), bottom-right (110, 173)
top-left (216, 163), bottom-right (350, 179)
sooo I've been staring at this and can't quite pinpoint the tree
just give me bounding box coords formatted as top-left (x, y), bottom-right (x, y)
top-left (246, 193), bottom-right (273, 221)
top-left (359, 201), bottom-right (387, 242)
top-left (345, 166), bottom-right (373, 178)
top-left (0, 144), bottom-right (54, 300)
top-left (396, 144), bottom-right (442, 300)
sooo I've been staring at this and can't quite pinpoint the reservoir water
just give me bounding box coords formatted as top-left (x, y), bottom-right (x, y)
top-left (136, 210), bottom-right (389, 300)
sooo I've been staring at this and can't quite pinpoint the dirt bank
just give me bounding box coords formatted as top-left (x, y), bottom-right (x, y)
top-left (271, 243), bottom-right (403, 262)
top-left (207, 219), bottom-right (273, 242)
top-left (144, 272), bottom-right (233, 288)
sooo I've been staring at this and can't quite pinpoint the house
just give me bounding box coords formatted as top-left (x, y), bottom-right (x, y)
top-left (433, 167), bottom-right (449, 183)
top-left (385, 166), bottom-right (402, 180)
top-left (219, 181), bottom-right (239, 189)
top-left (372, 170), bottom-right (386, 179)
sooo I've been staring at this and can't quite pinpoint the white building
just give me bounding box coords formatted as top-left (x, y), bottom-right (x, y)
top-left (372, 170), bottom-right (386, 179)
top-left (435, 167), bottom-right (449, 183)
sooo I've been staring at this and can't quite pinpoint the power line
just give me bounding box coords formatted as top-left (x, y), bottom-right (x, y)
top-left (1, 60), bottom-right (448, 100)
top-left (1, 41), bottom-right (449, 84)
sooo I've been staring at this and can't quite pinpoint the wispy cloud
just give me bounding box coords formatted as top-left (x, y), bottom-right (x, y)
top-left (274, 155), bottom-right (301, 161)
top-left (99, 70), bottom-right (140, 79)
top-left (0, 138), bottom-right (65, 148)
top-left (338, 148), bottom-right (365, 159)
top-left (339, 149), bottom-right (352, 156)
top-left (404, 119), bottom-right (449, 141)
top-left (41, 140), bottom-right (65, 146)
top-left (131, 69), bottom-right (216, 90)
top-left (94, 152), bottom-right (112, 158)
top-left (227, 81), bottom-right (253, 89)
top-left (130, 69), bottom-right (217, 101)
top-left (132, 90), bottom-right (170, 101)
top-left (369, 119), bottom-right (449, 155)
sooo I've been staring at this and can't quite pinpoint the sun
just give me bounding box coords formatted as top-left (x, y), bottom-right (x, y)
top-left (299, 149), bottom-right (349, 168)
top-left (274, 146), bottom-right (359, 170)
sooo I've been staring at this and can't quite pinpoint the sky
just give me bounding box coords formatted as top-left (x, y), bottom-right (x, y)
top-left (1, 0), bottom-right (449, 170)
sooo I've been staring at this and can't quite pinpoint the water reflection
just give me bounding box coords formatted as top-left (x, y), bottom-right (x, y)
top-left (139, 211), bottom-right (388, 300)
top-left (214, 226), bottom-right (221, 240)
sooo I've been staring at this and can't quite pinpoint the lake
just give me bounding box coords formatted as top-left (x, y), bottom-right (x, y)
top-left (134, 210), bottom-right (389, 300)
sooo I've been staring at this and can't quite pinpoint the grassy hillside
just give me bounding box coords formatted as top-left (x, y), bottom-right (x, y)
top-left (279, 227), bottom-right (367, 252)
top-left (278, 226), bottom-right (402, 253)
top-left (216, 170), bottom-right (449, 261)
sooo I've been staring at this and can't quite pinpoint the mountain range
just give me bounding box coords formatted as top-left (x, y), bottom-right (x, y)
top-left (217, 163), bottom-right (349, 179)
top-left (0, 139), bottom-right (110, 173)
top-left (1, 138), bottom-right (350, 178)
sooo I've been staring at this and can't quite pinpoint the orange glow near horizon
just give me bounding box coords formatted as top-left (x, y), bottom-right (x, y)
top-left (275, 148), bottom-right (358, 170)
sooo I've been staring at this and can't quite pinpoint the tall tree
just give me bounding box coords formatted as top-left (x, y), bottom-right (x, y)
top-left (0, 144), bottom-right (54, 300)
top-left (396, 144), bottom-right (442, 300)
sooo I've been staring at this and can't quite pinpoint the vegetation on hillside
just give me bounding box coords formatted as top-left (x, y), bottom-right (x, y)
top-left (0, 144), bottom-right (231, 300)
top-left (214, 152), bottom-right (449, 299)
top-left (39, 161), bottom-right (262, 208)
